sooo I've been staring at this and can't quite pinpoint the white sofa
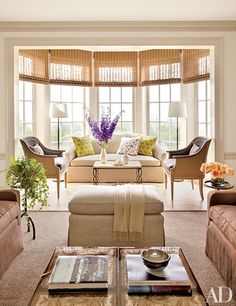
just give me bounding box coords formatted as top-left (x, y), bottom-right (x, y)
top-left (65, 133), bottom-right (166, 183)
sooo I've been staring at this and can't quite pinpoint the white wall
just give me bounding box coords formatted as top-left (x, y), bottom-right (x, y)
top-left (0, 22), bottom-right (236, 185)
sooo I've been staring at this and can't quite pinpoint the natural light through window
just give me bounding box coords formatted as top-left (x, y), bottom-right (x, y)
top-left (18, 81), bottom-right (33, 137)
top-left (197, 80), bottom-right (211, 137)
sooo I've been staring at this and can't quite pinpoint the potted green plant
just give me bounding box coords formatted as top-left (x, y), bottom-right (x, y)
top-left (6, 157), bottom-right (49, 239)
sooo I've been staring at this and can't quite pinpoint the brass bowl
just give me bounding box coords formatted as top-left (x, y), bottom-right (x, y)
top-left (141, 248), bottom-right (170, 270)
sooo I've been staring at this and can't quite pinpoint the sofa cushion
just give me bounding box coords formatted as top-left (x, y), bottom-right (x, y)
top-left (69, 185), bottom-right (163, 215)
top-left (138, 136), bottom-right (157, 156)
top-left (0, 201), bottom-right (20, 233)
top-left (70, 154), bottom-right (161, 167)
top-left (72, 135), bottom-right (95, 157)
top-left (209, 204), bottom-right (236, 249)
top-left (117, 137), bottom-right (141, 156)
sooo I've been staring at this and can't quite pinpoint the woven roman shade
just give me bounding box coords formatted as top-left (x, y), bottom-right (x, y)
top-left (50, 50), bottom-right (92, 86)
top-left (182, 49), bottom-right (210, 84)
top-left (94, 52), bottom-right (138, 87)
top-left (19, 49), bottom-right (49, 84)
top-left (139, 49), bottom-right (181, 86)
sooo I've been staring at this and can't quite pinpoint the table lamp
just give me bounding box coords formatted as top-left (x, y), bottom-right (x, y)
top-left (168, 102), bottom-right (187, 150)
top-left (49, 103), bottom-right (68, 149)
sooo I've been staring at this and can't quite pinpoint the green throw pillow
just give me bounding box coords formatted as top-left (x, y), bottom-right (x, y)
top-left (138, 136), bottom-right (157, 156)
top-left (72, 135), bottom-right (95, 157)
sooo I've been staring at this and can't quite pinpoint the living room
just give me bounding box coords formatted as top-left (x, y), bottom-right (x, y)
top-left (0, 1), bottom-right (236, 305)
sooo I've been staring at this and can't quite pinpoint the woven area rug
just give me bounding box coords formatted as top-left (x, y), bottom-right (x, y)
top-left (0, 211), bottom-right (235, 306)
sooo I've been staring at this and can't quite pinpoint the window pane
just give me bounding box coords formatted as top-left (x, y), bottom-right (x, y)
top-left (160, 123), bottom-right (171, 142)
top-left (99, 87), bottom-right (110, 102)
top-left (61, 123), bottom-right (72, 141)
top-left (19, 81), bottom-right (23, 100)
top-left (111, 87), bottom-right (121, 102)
top-left (149, 86), bottom-right (159, 102)
top-left (50, 85), bottom-right (61, 101)
top-left (198, 101), bottom-right (206, 122)
top-left (207, 80), bottom-right (211, 100)
top-left (122, 87), bottom-right (132, 102)
top-left (111, 104), bottom-right (121, 119)
top-left (150, 122), bottom-right (159, 136)
top-left (73, 87), bottom-right (83, 102)
top-left (72, 103), bottom-right (83, 121)
top-left (72, 123), bottom-right (82, 136)
top-left (51, 123), bottom-right (58, 142)
top-left (198, 81), bottom-right (206, 100)
top-left (100, 104), bottom-right (110, 115)
top-left (25, 101), bottom-right (32, 122)
top-left (24, 124), bottom-right (33, 136)
top-left (198, 123), bottom-right (206, 136)
top-left (24, 82), bottom-right (32, 100)
top-left (171, 83), bottom-right (181, 101)
top-left (160, 84), bottom-right (170, 102)
top-left (160, 103), bottom-right (169, 121)
top-left (122, 103), bottom-right (132, 121)
top-left (149, 103), bottom-right (159, 121)
top-left (61, 86), bottom-right (72, 102)
top-left (122, 122), bottom-right (132, 133)
top-left (19, 100), bottom-right (23, 122)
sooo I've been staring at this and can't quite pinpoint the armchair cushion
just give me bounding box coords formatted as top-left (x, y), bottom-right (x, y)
top-left (189, 144), bottom-right (199, 155)
top-left (55, 157), bottom-right (68, 171)
top-left (30, 144), bottom-right (44, 155)
top-left (72, 135), bottom-right (95, 157)
top-left (138, 136), bottom-right (157, 156)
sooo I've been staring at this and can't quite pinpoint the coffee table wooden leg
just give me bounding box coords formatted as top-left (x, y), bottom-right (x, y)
top-left (93, 169), bottom-right (99, 185)
top-left (136, 168), bottom-right (142, 184)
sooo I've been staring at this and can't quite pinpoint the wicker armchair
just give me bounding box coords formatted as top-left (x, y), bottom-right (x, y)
top-left (20, 137), bottom-right (68, 199)
top-left (163, 136), bottom-right (211, 201)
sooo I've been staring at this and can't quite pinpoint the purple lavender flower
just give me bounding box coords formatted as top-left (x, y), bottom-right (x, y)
top-left (86, 110), bottom-right (121, 146)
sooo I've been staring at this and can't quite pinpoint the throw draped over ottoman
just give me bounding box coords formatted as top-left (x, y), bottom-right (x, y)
top-left (68, 185), bottom-right (165, 247)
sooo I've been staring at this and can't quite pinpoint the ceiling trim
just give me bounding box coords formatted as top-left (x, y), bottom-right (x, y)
top-left (0, 21), bottom-right (236, 32)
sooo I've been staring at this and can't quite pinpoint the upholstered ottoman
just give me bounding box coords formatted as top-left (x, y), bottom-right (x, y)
top-left (68, 185), bottom-right (165, 247)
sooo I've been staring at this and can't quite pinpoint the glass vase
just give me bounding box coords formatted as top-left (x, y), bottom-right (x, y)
top-left (100, 146), bottom-right (107, 164)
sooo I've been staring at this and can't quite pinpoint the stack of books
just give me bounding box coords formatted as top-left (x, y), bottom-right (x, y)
top-left (126, 253), bottom-right (192, 295)
top-left (48, 255), bottom-right (108, 293)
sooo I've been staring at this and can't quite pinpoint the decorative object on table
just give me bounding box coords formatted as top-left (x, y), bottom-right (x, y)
top-left (168, 102), bottom-right (187, 150)
top-left (200, 161), bottom-right (234, 186)
top-left (5, 157), bottom-right (49, 239)
top-left (48, 255), bottom-right (108, 293)
top-left (141, 248), bottom-right (170, 270)
top-left (126, 249), bottom-right (192, 295)
top-left (113, 160), bottom-right (125, 167)
top-left (49, 103), bottom-right (68, 150)
top-left (117, 136), bottom-right (141, 156)
top-left (86, 109), bottom-right (121, 164)
top-left (122, 149), bottom-right (129, 164)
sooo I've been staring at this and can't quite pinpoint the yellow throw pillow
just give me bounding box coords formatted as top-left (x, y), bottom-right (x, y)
top-left (138, 136), bottom-right (157, 156)
top-left (72, 135), bottom-right (95, 157)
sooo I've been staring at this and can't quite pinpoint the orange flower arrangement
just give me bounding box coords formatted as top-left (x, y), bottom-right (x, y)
top-left (200, 162), bottom-right (234, 184)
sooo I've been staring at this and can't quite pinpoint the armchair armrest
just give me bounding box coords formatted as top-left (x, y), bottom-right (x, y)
top-left (40, 144), bottom-right (65, 157)
top-left (153, 142), bottom-right (166, 166)
top-left (207, 190), bottom-right (236, 208)
top-left (65, 146), bottom-right (77, 164)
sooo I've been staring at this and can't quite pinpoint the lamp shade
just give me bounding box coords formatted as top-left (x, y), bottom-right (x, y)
top-left (168, 102), bottom-right (187, 118)
top-left (49, 103), bottom-right (68, 119)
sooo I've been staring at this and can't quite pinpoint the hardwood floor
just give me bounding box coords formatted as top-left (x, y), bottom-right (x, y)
top-left (43, 180), bottom-right (209, 211)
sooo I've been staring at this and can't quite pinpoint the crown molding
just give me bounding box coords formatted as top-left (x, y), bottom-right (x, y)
top-left (0, 21), bottom-right (236, 32)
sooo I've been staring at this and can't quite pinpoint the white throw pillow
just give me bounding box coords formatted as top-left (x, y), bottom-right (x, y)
top-left (30, 144), bottom-right (44, 155)
top-left (189, 144), bottom-right (199, 155)
top-left (117, 137), bottom-right (141, 156)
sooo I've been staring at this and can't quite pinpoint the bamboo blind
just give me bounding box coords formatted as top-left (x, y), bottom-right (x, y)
top-left (182, 49), bottom-right (210, 84)
top-left (139, 49), bottom-right (182, 86)
top-left (50, 50), bottom-right (92, 86)
top-left (94, 52), bottom-right (138, 87)
top-left (19, 50), bottom-right (49, 84)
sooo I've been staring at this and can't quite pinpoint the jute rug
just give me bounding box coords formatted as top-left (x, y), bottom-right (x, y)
top-left (0, 211), bottom-right (235, 306)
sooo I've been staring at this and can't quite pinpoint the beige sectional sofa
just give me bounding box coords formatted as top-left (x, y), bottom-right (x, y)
top-left (65, 133), bottom-right (166, 183)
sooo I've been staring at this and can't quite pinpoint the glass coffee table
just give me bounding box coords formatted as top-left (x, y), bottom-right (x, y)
top-left (29, 246), bottom-right (208, 306)
top-left (93, 161), bottom-right (142, 185)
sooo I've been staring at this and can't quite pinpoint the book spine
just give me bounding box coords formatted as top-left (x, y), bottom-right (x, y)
top-left (128, 285), bottom-right (192, 295)
top-left (128, 280), bottom-right (191, 286)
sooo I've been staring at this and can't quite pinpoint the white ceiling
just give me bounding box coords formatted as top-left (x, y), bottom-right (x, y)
top-left (0, 0), bottom-right (236, 21)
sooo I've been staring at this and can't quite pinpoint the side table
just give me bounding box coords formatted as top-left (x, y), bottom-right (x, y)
top-left (204, 180), bottom-right (234, 191)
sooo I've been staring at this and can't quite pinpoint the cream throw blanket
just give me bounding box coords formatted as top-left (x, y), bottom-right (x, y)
top-left (113, 184), bottom-right (145, 242)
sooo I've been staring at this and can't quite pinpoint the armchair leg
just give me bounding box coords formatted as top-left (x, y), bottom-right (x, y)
top-left (57, 177), bottom-right (60, 199)
top-left (65, 172), bottom-right (67, 188)
top-left (199, 179), bottom-right (204, 201)
top-left (164, 173), bottom-right (167, 189)
top-left (171, 177), bottom-right (174, 201)
top-left (191, 180), bottom-right (194, 190)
